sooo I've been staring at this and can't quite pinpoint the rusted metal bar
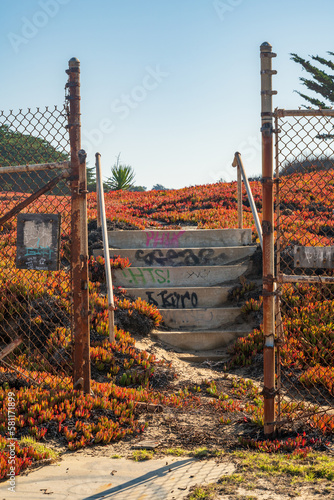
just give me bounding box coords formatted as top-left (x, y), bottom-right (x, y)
top-left (0, 171), bottom-right (69, 227)
top-left (0, 359), bottom-right (39, 387)
top-left (0, 161), bottom-right (70, 175)
top-left (261, 42), bottom-right (276, 437)
top-left (67, 57), bottom-right (90, 394)
top-left (0, 338), bottom-right (23, 361)
top-left (233, 152), bottom-right (263, 249)
top-left (95, 152), bottom-right (115, 342)
top-left (277, 273), bottom-right (334, 284)
top-left (275, 109), bottom-right (334, 117)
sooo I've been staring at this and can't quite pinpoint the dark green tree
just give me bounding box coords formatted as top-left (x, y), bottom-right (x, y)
top-left (130, 185), bottom-right (147, 192)
top-left (291, 51), bottom-right (334, 141)
top-left (0, 125), bottom-right (69, 193)
top-left (86, 164), bottom-right (96, 192)
top-left (291, 51), bottom-right (334, 108)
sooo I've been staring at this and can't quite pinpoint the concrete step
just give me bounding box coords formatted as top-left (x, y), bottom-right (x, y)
top-left (95, 245), bottom-right (256, 267)
top-left (124, 286), bottom-right (232, 308)
top-left (108, 228), bottom-right (252, 249)
top-left (177, 353), bottom-right (229, 363)
top-left (161, 307), bottom-right (242, 330)
top-left (151, 329), bottom-right (250, 351)
top-left (112, 264), bottom-right (249, 288)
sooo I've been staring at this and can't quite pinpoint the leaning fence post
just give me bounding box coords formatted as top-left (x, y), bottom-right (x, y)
top-left (96, 181), bottom-right (102, 228)
top-left (232, 154), bottom-right (243, 229)
top-left (95, 152), bottom-right (115, 342)
top-left (260, 42), bottom-right (277, 437)
top-left (67, 57), bottom-right (91, 394)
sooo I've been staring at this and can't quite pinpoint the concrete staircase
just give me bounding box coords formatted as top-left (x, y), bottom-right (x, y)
top-left (94, 228), bottom-right (257, 354)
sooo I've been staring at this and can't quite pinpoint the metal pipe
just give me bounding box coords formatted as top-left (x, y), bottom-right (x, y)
top-left (237, 163), bottom-right (243, 229)
top-left (67, 57), bottom-right (90, 394)
top-left (261, 42), bottom-right (276, 437)
top-left (0, 337), bottom-right (23, 361)
top-left (0, 161), bottom-right (70, 175)
top-left (275, 109), bottom-right (334, 117)
top-left (233, 152), bottom-right (263, 249)
top-left (96, 159), bottom-right (102, 228)
top-left (95, 152), bottom-right (115, 343)
top-left (96, 183), bottom-right (102, 228)
top-left (278, 273), bottom-right (334, 284)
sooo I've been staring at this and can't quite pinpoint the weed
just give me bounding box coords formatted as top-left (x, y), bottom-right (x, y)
top-left (192, 448), bottom-right (223, 459)
top-left (164, 448), bottom-right (187, 456)
top-left (188, 485), bottom-right (215, 499)
top-left (132, 449), bottom-right (154, 461)
top-left (19, 436), bottom-right (58, 462)
top-left (236, 450), bottom-right (334, 482)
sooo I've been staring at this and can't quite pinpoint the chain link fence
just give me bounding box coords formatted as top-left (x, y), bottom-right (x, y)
top-left (274, 109), bottom-right (334, 435)
top-left (0, 104), bottom-right (73, 389)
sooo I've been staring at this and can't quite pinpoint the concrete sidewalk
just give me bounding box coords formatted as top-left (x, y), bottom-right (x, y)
top-left (0, 453), bottom-right (235, 500)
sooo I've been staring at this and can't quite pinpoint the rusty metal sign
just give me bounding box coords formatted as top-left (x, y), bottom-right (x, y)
top-left (294, 246), bottom-right (334, 269)
top-left (16, 213), bottom-right (61, 271)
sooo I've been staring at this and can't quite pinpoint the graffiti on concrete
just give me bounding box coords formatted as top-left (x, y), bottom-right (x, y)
top-left (135, 248), bottom-right (228, 266)
top-left (145, 230), bottom-right (185, 248)
top-left (145, 290), bottom-right (198, 309)
top-left (186, 269), bottom-right (210, 279)
top-left (120, 268), bottom-right (170, 285)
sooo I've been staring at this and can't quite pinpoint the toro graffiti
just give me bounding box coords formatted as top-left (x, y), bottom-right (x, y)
top-left (145, 290), bottom-right (198, 308)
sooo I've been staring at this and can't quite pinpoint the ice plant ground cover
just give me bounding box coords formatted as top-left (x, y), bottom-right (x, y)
top-left (0, 171), bottom-right (333, 481)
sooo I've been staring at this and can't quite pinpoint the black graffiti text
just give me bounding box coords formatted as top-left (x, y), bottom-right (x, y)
top-left (145, 290), bottom-right (198, 309)
top-left (135, 248), bottom-right (223, 266)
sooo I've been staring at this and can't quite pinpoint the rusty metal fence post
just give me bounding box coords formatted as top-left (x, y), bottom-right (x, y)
top-left (260, 42), bottom-right (277, 437)
top-left (66, 57), bottom-right (90, 394)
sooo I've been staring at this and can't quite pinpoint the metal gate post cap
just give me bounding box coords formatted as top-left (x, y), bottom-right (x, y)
top-left (69, 57), bottom-right (80, 67)
top-left (260, 42), bottom-right (272, 50)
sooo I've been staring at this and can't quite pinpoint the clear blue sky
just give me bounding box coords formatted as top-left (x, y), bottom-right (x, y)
top-left (1, 0), bottom-right (334, 189)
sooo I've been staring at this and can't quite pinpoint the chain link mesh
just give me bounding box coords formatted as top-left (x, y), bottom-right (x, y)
top-left (0, 104), bottom-right (72, 389)
top-left (275, 111), bottom-right (334, 435)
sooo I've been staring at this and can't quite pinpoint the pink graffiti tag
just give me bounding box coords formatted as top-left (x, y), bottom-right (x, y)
top-left (145, 230), bottom-right (185, 248)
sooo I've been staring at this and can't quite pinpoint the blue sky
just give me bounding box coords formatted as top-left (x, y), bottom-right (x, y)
top-left (1, 0), bottom-right (334, 189)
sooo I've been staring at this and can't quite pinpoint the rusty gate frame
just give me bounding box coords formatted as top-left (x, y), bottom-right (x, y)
top-left (261, 42), bottom-right (334, 436)
top-left (0, 58), bottom-right (90, 393)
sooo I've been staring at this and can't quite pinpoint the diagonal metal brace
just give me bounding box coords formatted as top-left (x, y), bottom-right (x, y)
top-left (0, 172), bottom-right (70, 227)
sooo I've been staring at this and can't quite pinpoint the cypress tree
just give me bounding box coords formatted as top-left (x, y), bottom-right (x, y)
top-left (291, 52), bottom-right (334, 108)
